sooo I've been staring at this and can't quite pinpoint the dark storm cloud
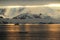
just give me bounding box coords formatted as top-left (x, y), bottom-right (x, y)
top-left (0, 0), bottom-right (60, 1)
top-left (0, 0), bottom-right (60, 6)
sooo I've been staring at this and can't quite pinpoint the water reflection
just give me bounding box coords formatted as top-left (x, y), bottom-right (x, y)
top-left (0, 24), bottom-right (60, 40)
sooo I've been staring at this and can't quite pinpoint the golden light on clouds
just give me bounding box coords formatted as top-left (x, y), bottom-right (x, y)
top-left (0, 4), bottom-right (60, 8)
top-left (0, 5), bottom-right (45, 8)
top-left (44, 4), bottom-right (60, 7)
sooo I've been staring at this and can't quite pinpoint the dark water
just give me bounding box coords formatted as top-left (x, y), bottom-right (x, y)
top-left (0, 24), bottom-right (60, 40)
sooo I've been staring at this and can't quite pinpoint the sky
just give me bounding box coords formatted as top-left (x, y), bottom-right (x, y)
top-left (0, 0), bottom-right (60, 6)
top-left (0, 0), bottom-right (60, 19)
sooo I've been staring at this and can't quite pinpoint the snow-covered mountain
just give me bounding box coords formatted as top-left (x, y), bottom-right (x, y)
top-left (10, 7), bottom-right (55, 19)
top-left (0, 6), bottom-right (60, 20)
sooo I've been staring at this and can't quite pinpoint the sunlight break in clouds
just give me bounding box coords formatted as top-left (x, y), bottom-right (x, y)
top-left (0, 4), bottom-right (60, 8)
top-left (44, 4), bottom-right (60, 7)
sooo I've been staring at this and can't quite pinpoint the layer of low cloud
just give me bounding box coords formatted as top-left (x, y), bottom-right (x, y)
top-left (0, 0), bottom-right (60, 6)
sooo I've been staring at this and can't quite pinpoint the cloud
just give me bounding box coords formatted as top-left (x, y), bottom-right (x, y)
top-left (0, 0), bottom-right (60, 6)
